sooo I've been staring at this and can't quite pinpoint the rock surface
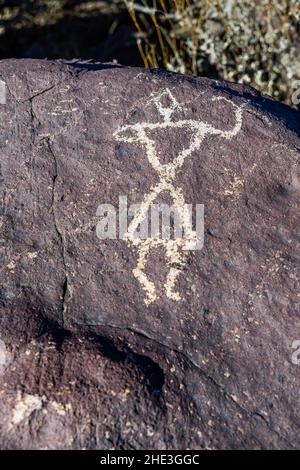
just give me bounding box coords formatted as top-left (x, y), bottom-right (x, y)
top-left (0, 59), bottom-right (299, 449)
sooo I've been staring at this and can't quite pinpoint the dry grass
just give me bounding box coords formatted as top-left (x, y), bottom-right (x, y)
top-left (124, 0), bottom-right (300, 105)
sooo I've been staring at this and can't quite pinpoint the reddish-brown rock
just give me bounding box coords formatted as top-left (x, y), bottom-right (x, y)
top-left (0, 59), bottom-right (299, 449)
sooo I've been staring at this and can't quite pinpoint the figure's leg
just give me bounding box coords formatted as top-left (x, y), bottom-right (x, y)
top-left (132, 243), bottom-right (157, 306)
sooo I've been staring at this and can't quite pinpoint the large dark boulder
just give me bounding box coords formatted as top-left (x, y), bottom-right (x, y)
top-left (0, 59), bottom-right (299, 449)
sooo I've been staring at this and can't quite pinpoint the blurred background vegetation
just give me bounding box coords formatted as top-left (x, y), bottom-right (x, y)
top-left (0, 0), bottom-right (299, 106)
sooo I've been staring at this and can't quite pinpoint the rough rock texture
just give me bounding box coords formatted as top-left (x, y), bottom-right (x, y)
top-left (0, 59), bottom-right (299, 450)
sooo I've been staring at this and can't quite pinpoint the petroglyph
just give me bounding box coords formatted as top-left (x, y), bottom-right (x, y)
top-left (223, 163), bottom-right (257, 201)
top-left (114, 89), bottom-right (245, 305)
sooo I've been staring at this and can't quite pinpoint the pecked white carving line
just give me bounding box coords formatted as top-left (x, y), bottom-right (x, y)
top-left (113, 89), bottom-right (244, 305)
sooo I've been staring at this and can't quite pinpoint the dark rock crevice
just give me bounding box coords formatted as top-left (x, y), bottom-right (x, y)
top-left (46, 138), bottom-right (70, 328)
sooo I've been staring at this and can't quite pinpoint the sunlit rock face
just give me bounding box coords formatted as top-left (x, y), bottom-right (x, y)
top-left (0, 59), bottom-right (299, 449)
